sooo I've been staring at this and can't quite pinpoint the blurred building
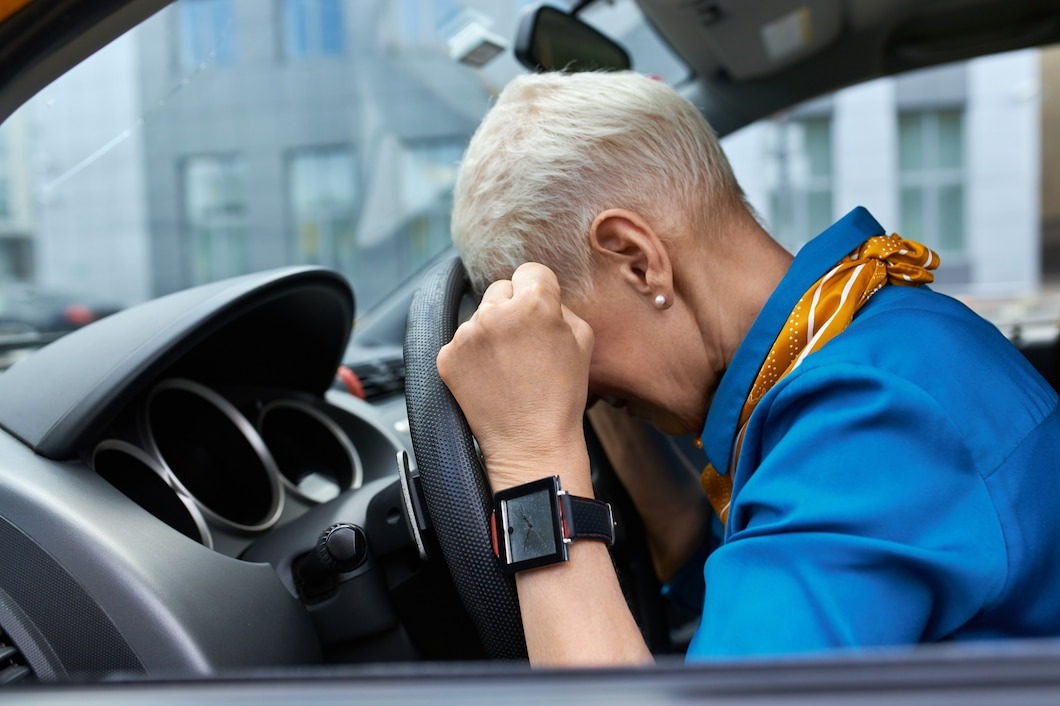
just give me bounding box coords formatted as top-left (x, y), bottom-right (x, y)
top-left (6, 1), bottom-right (1055, 310)
top-left (134, 0), bottom-right (517, 311)
top-left (724, 49), bottom-right (1041, 297)
top-left (25, 29), bottom-right (151, 306)
top-left (13, 0), bottom-right (525, 312)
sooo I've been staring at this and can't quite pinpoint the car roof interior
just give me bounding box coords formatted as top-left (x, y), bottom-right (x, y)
top-left (644, 0), bottom-right (1060, 134)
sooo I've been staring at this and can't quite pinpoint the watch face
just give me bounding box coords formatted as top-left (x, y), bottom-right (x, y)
top-left (502, 489), bottom-right (557, 564)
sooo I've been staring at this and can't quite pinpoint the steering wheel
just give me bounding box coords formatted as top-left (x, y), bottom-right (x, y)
top-left (403, 256), bottom-right (528, 660)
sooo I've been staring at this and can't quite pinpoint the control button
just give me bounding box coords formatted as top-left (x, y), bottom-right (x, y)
top-left (316, 523), bottom-right (367, 573)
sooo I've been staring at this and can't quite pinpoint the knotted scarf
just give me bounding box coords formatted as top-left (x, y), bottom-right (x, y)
top-left (701, 233), bottom-right (941, 526)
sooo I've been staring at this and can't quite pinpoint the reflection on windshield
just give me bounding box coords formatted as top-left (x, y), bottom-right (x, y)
top-left (0, 0), bottom-right (683, 346)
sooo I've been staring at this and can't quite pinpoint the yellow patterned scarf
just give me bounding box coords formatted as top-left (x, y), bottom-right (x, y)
top-left (701, 233), bottom-right (940, 526)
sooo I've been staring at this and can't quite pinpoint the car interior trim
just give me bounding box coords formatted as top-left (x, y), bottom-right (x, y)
top-left (0, 267), bottom-right (354, 460)
top-left (92, 439), bottom-right (213, 549)
top-left (397, 450), bottom-right (429, 562)
top-left (144, 378), bottom-right (285, 534)
top-left (257, 398), bottom-right (364, 505)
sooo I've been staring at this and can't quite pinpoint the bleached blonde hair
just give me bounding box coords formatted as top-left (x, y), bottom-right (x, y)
top-left (451, 71), bottom-right (746, 299)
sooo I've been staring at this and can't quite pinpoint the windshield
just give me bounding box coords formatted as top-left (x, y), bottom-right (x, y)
top-left (0, 0), bottom-right (684, 345)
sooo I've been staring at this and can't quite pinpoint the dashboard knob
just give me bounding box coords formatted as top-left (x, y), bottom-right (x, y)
top-left (316, 523), bottom-right (367, 573)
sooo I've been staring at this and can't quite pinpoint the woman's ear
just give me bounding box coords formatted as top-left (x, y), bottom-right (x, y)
top-left (588, 209), bottom-right (674, 306)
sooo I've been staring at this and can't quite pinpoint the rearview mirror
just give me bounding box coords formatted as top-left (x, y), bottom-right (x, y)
top-left (514, 4), bottom-right (632, 73)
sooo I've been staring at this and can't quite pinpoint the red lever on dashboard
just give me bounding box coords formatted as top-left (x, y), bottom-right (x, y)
top-left (337, 366), bottom-right (366, 400)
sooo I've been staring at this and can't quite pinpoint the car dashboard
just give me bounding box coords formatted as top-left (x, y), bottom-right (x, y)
top-left (0, 266), bottom-right (435, 680)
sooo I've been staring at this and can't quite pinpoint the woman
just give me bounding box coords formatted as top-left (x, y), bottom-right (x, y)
top-left (437, 71), bottom-right (1060, 665)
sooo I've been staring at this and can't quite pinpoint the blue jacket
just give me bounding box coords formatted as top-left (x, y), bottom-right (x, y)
top-left (683, 207), bottom-right (1060, 659)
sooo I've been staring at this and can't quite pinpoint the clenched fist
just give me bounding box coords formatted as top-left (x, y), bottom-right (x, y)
top-left (437, 263), bottom-right (595, 494)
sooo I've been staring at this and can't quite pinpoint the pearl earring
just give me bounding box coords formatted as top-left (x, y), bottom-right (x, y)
top-left (654, 294), bottom-right (666, 308)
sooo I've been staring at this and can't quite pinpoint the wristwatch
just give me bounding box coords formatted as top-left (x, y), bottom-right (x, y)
top-left (491, 475), bottom-right (615, 574)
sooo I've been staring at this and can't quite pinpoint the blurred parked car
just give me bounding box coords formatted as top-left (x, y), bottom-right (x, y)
top-left (0, 283), bottom-right (118, 336)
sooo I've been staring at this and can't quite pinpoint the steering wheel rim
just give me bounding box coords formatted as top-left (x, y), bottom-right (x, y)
top-left (403, 255), bottom-right (528, 660)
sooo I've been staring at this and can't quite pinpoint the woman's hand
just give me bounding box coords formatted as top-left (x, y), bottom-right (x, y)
top-left (437, 262), bottom-right (651, 667)
top-left (437, 262), bottom-right (595, 494)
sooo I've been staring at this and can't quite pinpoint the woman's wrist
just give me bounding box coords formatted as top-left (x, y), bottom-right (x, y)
top-left (484, 442), bottom-right (592, 496)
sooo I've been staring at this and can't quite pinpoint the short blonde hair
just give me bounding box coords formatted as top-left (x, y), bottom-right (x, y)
top-left (451, 71), bottom-right (746, 299)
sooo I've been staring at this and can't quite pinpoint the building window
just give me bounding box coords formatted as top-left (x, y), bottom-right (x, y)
top-left (183, 155), bottom-right (247, 284)
top-left (178, 0), bottom-right (235, 68)
top-left (347, 135), bottom-right (464, 311)
top-left (768, 115), bottom-right (833, 250)
top-left (282, 0), bottom-right (345, 58)
top-left (288, 147), bottom-right (357, 273)
top-left (399, 139), bottom-right (464, 267)
top-left (899, 109), bottom-right (965, 253)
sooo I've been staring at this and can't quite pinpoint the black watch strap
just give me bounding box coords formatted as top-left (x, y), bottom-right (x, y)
top-left (560, 493), bottom-right (615, 544)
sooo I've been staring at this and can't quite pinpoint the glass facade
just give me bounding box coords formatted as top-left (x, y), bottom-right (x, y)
top-left (400, 139), bottom-right (464, 270)
top-left (282, 0), bottom-right (345, 58)
top-left (183, 155), bottom-right (247, 283)
top-left (898, 110), bottom-right (965, 253)
top-left (179, 0), bottom-right (235, 68)
top-left (288, 147), bottom-right (357, 271)
top-left (768, 116), bottom-right (834, 250)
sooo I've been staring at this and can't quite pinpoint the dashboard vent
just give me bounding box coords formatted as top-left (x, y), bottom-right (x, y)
top-left (350, 358), bottom-right (406, 401)
top-left (0, 627), bottom-right (32, 684)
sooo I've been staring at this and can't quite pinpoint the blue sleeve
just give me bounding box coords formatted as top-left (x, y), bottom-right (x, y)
top-left (686, 363), bottom-right (1008, 660)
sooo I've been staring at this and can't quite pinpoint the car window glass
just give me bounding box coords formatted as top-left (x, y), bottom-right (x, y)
top-left (722, 47), bottom-right (1054, 337)
top-left (0, 0), bottom-right (683, 348)
top-left (0, 0), bottom-right (1052, 350)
